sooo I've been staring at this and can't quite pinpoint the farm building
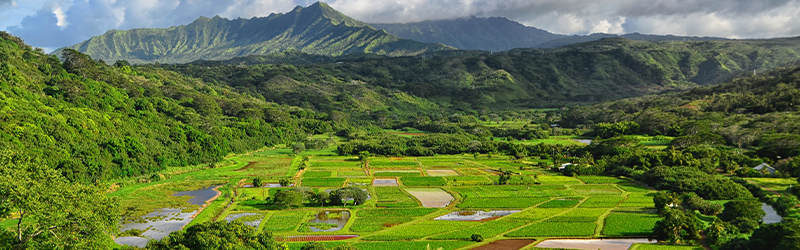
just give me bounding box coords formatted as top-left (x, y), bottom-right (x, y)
top-left (753, 163), bottom-right (777, 175)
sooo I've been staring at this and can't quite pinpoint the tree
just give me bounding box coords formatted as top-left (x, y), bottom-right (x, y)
top-left (0, 150), bottom-right (120, 250)
top-left (358, 151), bottom-right (370, 165)
top-left (293, 143), bottom-right (306, 155)
top-left (330, 187), bottom-right (368, 206)
top-left (279, 178), bottom-right (292, 187)
top-left (147, 221), bottom-right (281, 250)
top-left (273, 189), bottom-right (305, 208)
top-left (470, 233), bottom-right (484, 242)
top-left (747, 218), bottom-right (800, 250)
top-left (718, 199), bottom-right (765, 222)
top-left (650, 208), bottom-right (702, 244)
top-left (253, 177), bottom-right (263, 188)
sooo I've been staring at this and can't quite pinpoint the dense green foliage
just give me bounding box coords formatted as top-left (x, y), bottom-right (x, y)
top-left (0, 32), bottom-right (327, 183)
top-left (168, 36), bottom-right (800, 113)
top-left (63, 3), bottom-right (451, 64)
top-left (0, 150), bottom-right (120, 249)
top-left (147, 221), bottom-right (281, 250)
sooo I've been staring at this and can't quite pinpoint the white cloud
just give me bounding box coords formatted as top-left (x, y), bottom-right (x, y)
top-left (52, 6), bottom-right (67, 28)
top-left (5, 0), bottom-right (800, 49)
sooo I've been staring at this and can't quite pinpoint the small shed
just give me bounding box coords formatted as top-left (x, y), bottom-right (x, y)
top-left (753, 163), bottom-right (777, 175)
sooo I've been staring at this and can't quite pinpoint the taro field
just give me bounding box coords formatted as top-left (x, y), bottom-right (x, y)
top-left (107, 146), bottom-right (666, 250)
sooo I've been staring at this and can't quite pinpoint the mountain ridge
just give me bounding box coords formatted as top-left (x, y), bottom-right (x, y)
top-left (61, 2), bottom-right (453, 64)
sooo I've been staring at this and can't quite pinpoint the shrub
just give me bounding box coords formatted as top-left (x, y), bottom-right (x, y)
top-left (470, 233), bottom-right (484, 242)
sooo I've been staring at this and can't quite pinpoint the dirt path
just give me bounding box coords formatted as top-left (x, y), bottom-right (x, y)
top-left (746, 180), bottom-right (782, 196)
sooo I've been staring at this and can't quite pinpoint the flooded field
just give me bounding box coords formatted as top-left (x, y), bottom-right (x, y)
top-left (372, 178), bottom-right (399, 186)
top-left (224, 212), bottom-right (263, 227)
top-left (435, 210), bottom-right (520, 221)
top-left (306, 211), bottom-right (351, 232)
top-left (427, 169), bottom-right (460, 176)
top-left (173, 185), bottom-right (220, 205)
top-left (534, 238), bottom-right (655, 250)
top-left (406, 188), bottom-right (454, 207)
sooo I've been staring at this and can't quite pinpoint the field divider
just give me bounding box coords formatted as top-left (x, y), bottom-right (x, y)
top-left (592, 208), bottom-right (613, 237)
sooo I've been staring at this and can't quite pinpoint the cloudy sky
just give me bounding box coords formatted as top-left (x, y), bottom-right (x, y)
top-left (1, 0), bottom-right (799, 51)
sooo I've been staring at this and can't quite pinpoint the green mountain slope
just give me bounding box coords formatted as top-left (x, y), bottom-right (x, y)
top-left (61, 2), bottom-right (453, 64)
top-left (0, 32), bottom-right (329, 183)
top-left (371, 16), bottom-right (565, 51)
top-left (166, 37), bottom-right (800, 112)
top-left (535, 32), bottom-right (727, 48)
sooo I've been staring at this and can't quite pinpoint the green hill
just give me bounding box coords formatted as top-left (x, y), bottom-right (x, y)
top-left (166, 37), bottom-right (800, 112)
top-left (0, 32), bottom-right (329, 183)
top-left (60, 2), bottom-right (453, 64)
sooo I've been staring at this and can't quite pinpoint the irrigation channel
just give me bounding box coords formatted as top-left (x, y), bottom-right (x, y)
top-left (114, 185), bottom-right (221, 247)
top-left (533, 238), bottom-right (655, 250)
top-left (762, 203), bottom-right (782, 224)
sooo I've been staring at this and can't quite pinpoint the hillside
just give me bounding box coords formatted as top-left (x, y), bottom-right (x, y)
top-left (166, 37), bottom-right (800, 113)
top-left (371, 16), bottom-right (564, 51)
top-left (535, 32), bottom-right (727, 48)
top-left (0, 32), bottom-right (329, 183)
top-left (60, 2), bottom-right (453, 64)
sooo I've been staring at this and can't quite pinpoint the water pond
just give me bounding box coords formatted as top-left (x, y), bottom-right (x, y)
top-left (534, 238), bottom-right (655, 250)
top-left (224, 212), bottom-right (263, 227)
top-left (306, 211), bottom-right (351, 232)
top-left (762, 203), bottom-right (782, 224)
top-left (114, 186), bottom-right (220, 247)
top-left (573, 139), bottom-right (592, 145)
top-left (435, 210), bottom-right (520, 221)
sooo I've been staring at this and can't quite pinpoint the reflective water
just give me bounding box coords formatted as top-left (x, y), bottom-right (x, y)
top-left (762, 203), bottom-right (783, 224)
top-left (173, 185), bottom-right (219, 205)
top-left (573, 139), bottom-right (592, 145)
top-left (307, 211), bottom-right (351, 232)
top-left (224, 212), bottom-right (263, 227)
top-left (434, 210), bottom-right (520, 221)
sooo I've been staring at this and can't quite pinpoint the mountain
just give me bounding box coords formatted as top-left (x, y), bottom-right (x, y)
top-left (535, 32), bottom-right (728, 48)
top-left (166, 36), bottom-right (800, 112)
top-left (371, 16), bottom-right (565, 51)
top-left (61, 2), bottom-right (453, 64)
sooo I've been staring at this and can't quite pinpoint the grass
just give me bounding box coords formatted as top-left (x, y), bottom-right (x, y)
top-left (337, 170), bottom-right (367, 177)
top-left (745, 177), bottom-right (798, 192)
top-left (300, 178), bottom-right (346, 187)
top-left (505, 208), bottom-right (571, 221)
top-left (506, 222), bottom-right (597, 237)
top-left (302, 170), bottom-right (332, 178)
top-left (372, 171), bottom-right (421, 177)
top-left (602, 209), bottom-right (661, 236)
top-left (451, 185), bottom-right (574, 198)
top-left (362, 220), bottom-right (476, 240)
top-left (620, 193), bottom-right (657, 207)
top-left (446, 176), bottom-right (491, 185)
top-left (579, 196), bottom-right (626, 208)
top-left (569, 184), bottom-right (623, 195)
top-left (261, 210), bottom-right (307, 232)
top-left (577, 176), bottom-right (630, 184)
top-left (458, 197), bottom-right (549, 208)
top-left (430, 220), bottom-right (529, 240)
top-left (357, 208), bottom-right (437, 217)
top-left (538, 198), bottom-right (583, 208)
top-left (401, 177), bottom-right (447, 186)
top-left (544, 208), bottom-right (608, 222)
top-left (619, 183), bottom-right (653, 192)
top-left (536, 175), bottom-right (583, 185)
top-left (351, 241), bottom-right (474, 250)
top-left (374, 187), bottom-right (418, 207)
top-left (350, 216), bottom-right (415, 232)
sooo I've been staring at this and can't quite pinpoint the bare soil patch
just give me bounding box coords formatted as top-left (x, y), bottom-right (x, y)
top-left (471, 239), bottom-right (536, 250)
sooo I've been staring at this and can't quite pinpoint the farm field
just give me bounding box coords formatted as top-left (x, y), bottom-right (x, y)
top-left (106, 145), bottom-right (667, 250)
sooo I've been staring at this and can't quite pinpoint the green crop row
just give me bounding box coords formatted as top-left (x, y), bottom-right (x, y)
top-left (349, 216), bottom-right (414, 232)
top-left (362, 221), bottom-right (476, 240)
top-left (537, 198), bottom-right (583, 208)
top-left (401, 177), bottom-right (447, 186)
top-left (430, 220), bottom-right (529, 240)
top-left (373, 171), bottom-right (421, 177)
top-left (300, 178), bottom-right (346, 187)
top-left (544, 208), bottom-right (608, 222)
top-left (458, 197), bottom-right (549, 208)
top-left (577, 176), bottom-right (630, 184)
top-left (569, 184), bottom-right (623, 195)
top-left (357, 208), bottom-right (437, 217)
top-left (602, 209), bottom-right (661, 236)
top-left (579, 195), bottom-right (625, 208)
top-left (505, 222), bottom-right (596, 237)
top-left (351, 241), bottom-right (474, 250)
top-left (261, 211), bottom-right (307, 232)
top-left (504, 208), bottom-right (570, 222)
top-left (302, 170), bottom-right (332, 177)
top-left (452, 185), bottom-right (573, 198)
top-left (374, 187), bottom-right (418, 207)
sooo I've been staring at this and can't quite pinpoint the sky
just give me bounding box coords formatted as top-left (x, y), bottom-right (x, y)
top-left (1, 0), bottom-right (799, 51)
